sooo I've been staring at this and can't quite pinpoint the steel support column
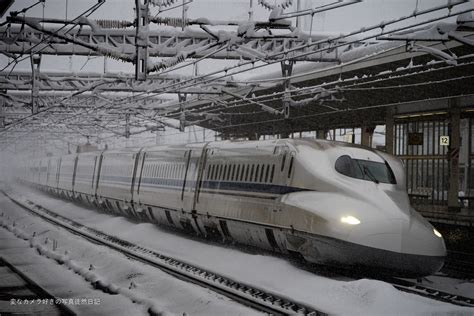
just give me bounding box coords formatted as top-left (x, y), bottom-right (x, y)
top-left (385, 108), bottom-right (394, 154)
top-left (448, 98), bottom-right (461, 212)
top-left (135, 0), bottom-right (149, 80)
top-left (179, 93), bottom-right (187, 132)
top-left (30, 54), bottom-right (41, 114)
top-left (361, 124), bottom-right (376, 147)
top-left (316, 129), bottom-right (327, 139)
top-left (281, 60), bottom-right (294, 119)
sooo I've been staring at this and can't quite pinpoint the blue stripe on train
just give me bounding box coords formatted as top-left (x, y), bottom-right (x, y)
top-left (99, 175), bottom-right (308, 196)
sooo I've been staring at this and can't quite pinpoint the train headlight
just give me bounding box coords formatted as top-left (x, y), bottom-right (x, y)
top-left (340, 215), bottom-right (360, 225)
top-left (433, 228), bottom-right (442, 238)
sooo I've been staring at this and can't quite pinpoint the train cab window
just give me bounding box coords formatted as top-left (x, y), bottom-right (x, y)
top-left (335, 155), bottom-right (396, 184)
top-left (207, 165), bottom-right (212, 180)
top-left (287, 157), bottom-right (294, 179)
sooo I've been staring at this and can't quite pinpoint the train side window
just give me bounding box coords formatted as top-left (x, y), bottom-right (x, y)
top-left (235, 165), bottom-right (240, 181)
top-left (288, 156), bottom-right (294, 178)
top-left (244, 164), bottom-right (249, 181)
top-left (249, 165), bottom-right (254, 182)
top-left (259, 164), bottom-right (265, 182)
top-left (227, 164), bottom-right (231, 180)
top-left (231, 164), bottom-right (235, 181)
top-left (270, 164), bottom-right (275, 183)
top-left (219, 164), bottom-right (223, 180)
top-left (281, 153), bottom-right (287, 172)
top-left (240, 164), bottom-right (245, 181)
top-left (222, 165), bottom-right (227, 180)
top-left (264, 164), bottom-right (270, 182)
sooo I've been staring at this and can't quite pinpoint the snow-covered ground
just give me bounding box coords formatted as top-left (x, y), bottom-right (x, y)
top-left (2, 185), bottom-right (474, 316)
top-left (0, 192), bottom-right (259, 316)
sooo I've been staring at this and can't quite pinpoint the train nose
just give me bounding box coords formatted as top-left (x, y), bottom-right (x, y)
top-left (345, 210), bottom-right (446, 276)
top-left (402, 209), bottom-right (446, 257)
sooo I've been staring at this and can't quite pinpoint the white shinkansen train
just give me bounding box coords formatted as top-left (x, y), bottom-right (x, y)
top-left (23, 139), bottom-right (446, 276)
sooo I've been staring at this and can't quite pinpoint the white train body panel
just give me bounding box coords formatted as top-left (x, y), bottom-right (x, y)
top-left (23, 139), bottom-right (447, 276)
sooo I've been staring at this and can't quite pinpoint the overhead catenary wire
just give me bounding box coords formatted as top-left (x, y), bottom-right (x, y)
top-left (97, 4), bottom-right (473, 113)
top-left (1, 0), bottom-right (472, 149)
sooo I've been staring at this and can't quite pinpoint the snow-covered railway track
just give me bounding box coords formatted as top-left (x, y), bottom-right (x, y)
top-left (1, 190), bottom-right (326, 316)
top-left (386, 277), bottom-right (474, 307)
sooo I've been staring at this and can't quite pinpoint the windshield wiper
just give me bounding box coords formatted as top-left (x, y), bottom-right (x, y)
top-left (363, 165), bottom-right (379, 184)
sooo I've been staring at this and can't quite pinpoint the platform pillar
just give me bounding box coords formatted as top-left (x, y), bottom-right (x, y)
top-left (448, 98), bottom-right (461, 212)
top-left (385, 108), bottom-right (394, 154)
top-left (316, 129), bottom-right (327, 139)
top-left (248, 132), bottom-right (259, 140)
top-left (30, 54), bottom-right (41, 114)
top-left (361, 125), bottom-right (376, 148)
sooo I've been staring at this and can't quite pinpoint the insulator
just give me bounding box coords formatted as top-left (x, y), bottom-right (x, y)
top-left (149, 53), bottom-right (187, 73)
top-left (258, 0), bottom-right (274, 11)
top-left (152, 16), bottom-right (189, 28)
top-left (149, 0), bottom-right (178, 8)
top-left (95, 46), bottom-right (132, 63)
top-left (95, 19), bottom-right (133, 29)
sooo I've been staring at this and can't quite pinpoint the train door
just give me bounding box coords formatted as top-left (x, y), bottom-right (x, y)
top-left (132, 151), bottom-right (146, 204)
top-left (193, 145), bottom-right (210, 209)
top-left (93, 153), bottom-right (104, 198)
top-left (181, 150), bottom-right (199, 212)
top-left (71, 155), bottom-right (79, 196)
top-left (130, 149), bottom-right (146, 219)
top-left (55, 158), bottom-right (62, 190)
top-left (181, 150), bottom-right (191, 202)
top-left (130, 149), bottom-right (144, 200)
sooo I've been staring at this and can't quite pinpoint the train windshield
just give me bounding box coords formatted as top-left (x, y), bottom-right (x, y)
top-left (335, 155), bottom-right (396, 184)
